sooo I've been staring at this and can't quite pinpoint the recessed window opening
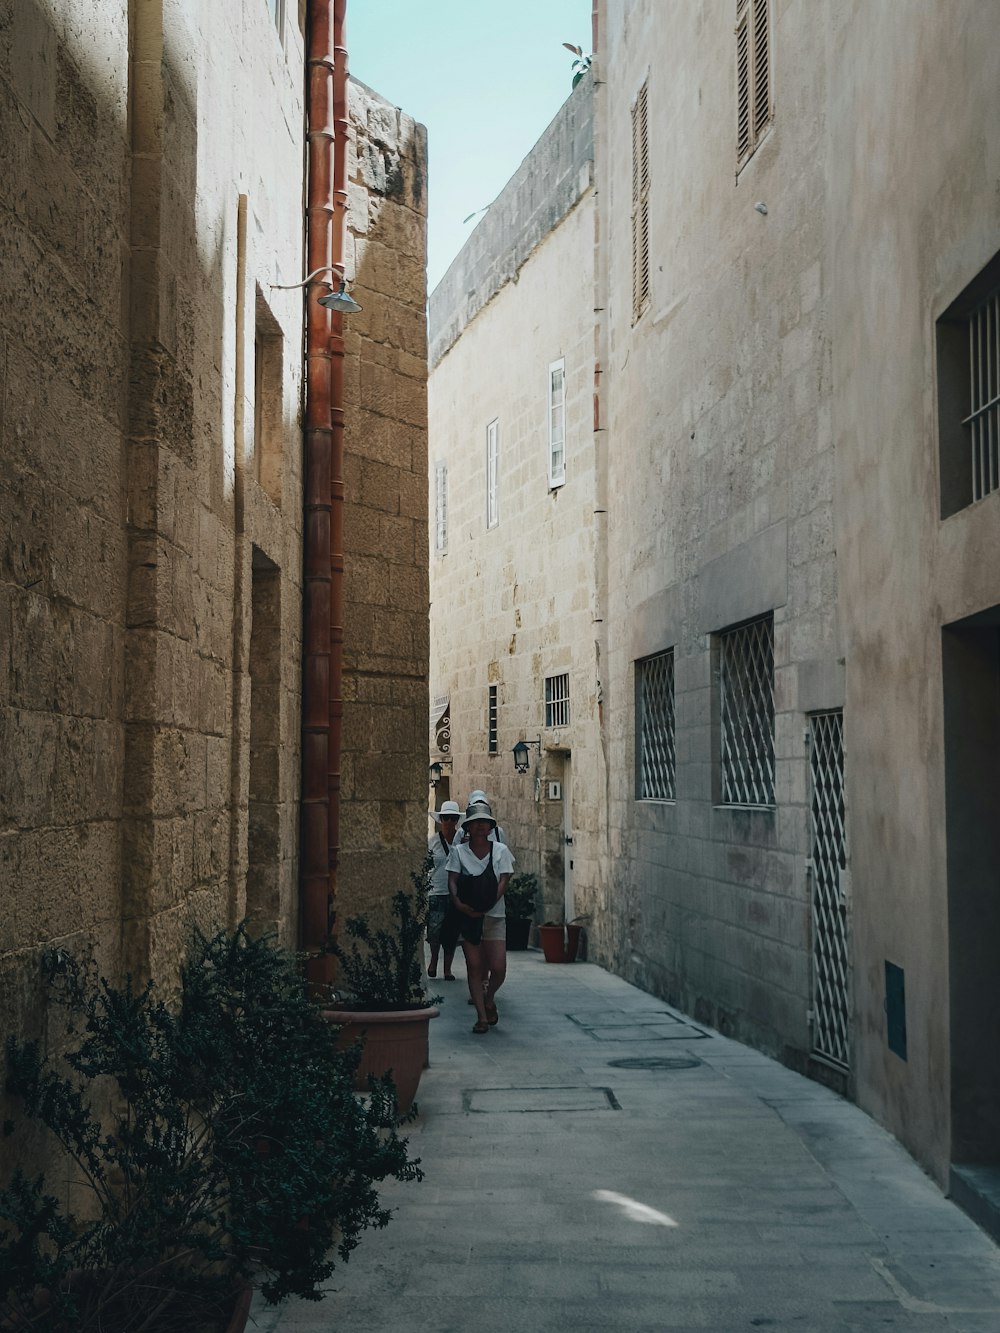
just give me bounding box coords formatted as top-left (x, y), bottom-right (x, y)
top-left (266, 0), bottom-right (286, 40)
top-left (637, 649), bottom-right (676, 800)
top-left (937, 254), bottom-right (1000, 516)
top-left (736, 0), bottom-right (772, 170)
top-left (631, 80), bottom-right (650, 323)
top-left (548, 359), bottom-right (566, 488)
top-left (248, 548), bottom-right (282, 934)
top-left (254, 289), bottom-right (284, 507)
top-left (488, 684), bottom-right (498, 754)
top-left (435, 461), bottom-right (448, 554)
top-left (719, 613), bottom-right (774, 806)
top-left (486, 418), bottom-right (499, 529)
top-left (545, 673), bottom-right (570, 729)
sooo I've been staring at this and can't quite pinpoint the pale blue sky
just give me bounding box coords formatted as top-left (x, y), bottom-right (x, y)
top-left (347, 0), bottom-right (593, 293)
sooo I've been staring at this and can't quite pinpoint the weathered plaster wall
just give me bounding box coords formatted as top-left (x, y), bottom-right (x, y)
top-left (337, 78), bottom-right (429, 926)
top-left (428, 81), bottom-right (597, 923)
top-left (828, 0), bottom-right (1000, 1180)
top-left (598, 0), bottom-right (839, 1065)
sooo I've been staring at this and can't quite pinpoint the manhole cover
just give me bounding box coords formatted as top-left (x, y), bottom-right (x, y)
top-left (607, 1056), bottom-right (702, 1071)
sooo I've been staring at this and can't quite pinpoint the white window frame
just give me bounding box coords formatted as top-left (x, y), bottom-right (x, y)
top-left (544, 672), bottom-right (570, 729)
top-left (486, 418), bottom-right (499, 529)
top-left (548, 358), bottom-right (566, 489)
top-left (434, 460), bottom-right (448, 554)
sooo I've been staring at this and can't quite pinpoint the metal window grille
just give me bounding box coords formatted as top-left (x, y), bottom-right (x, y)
top-left (545, 673), bottom-right (570, 729)
top-left (631, 81), bottom-right (650, 324)
top-left (809, 710), bottom-right (849, 1069)
top-left (434, 461), bottom-right (448, 553)
top-left (719, 614), bottom-right (774, 805)
top-left (736, 0), bottom-right (771, 169)
top-left (638, 650), bottom-right (676, 800)
top-left (486, 418), bottom-right (499, 529)
top-left (488, 685), bottom-right (498, 754)
top-left (548, 359), bottom-right (566, 488)
top-left (966, 288), bottom-right (1000, 501)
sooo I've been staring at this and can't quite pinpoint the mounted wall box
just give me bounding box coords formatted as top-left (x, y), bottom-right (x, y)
top-left (884, 961), bottom-right (907, 1060)
top-left (548, 781), bottom-right (562, 800)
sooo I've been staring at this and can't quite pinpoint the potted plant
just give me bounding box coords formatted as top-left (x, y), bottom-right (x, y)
top-left (0, 926), bottom-right (422, 1332)
top-left (323, 867), bottom-right (440, 1116)
top-left (504, 873), bottom-right (540, 950)
top-left (539, 915), bottom-right (590, 963)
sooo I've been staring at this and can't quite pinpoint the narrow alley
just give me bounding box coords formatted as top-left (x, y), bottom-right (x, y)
top-left (251, 954), bottom-right (1000, 1332)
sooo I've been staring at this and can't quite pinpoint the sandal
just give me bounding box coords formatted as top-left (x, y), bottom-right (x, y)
top-left (444, 973), bottom-right (456, 981)
top-left (485, 1001), bottom-right (499, 1026)
top-left (472, 1020), bottom-right (489, 1034)
top-left (427, 966), bottom-right (437, 978)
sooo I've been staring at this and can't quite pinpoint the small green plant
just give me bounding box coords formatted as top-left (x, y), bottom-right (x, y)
top-left (0, 927), bottom-right (422, 1331)
top-left (563, 42), bottom-right (592, 89)
top-left (505, 873), bottom-right (540, 921)
top-left (330, 862), bottom-right (438, 1011)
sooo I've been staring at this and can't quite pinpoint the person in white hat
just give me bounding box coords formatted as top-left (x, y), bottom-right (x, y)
top-left (443, 800), bottom-right (515, 1033)
top-left (427, 800), bottom-right (462, 979)
top-left (460, 789), bottom-right (507, 845)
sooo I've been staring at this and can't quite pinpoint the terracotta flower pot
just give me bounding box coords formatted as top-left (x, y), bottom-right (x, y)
top-left (539, 923), bottom-right (582, 963)
top-left (322, 1005), bottom-right (439, 1115)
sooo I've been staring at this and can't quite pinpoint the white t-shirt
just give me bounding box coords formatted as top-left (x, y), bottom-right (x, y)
top-left (427, 832), bottom-right (455, 896)
top-left (445, 840), bottom-right (515, 918)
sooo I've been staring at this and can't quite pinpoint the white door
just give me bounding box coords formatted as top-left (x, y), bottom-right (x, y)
top-left (562, 756), bottom-right (575, 921)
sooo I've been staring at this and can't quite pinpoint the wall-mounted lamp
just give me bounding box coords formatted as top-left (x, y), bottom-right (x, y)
top-left (269, 266), bottom-right (363, 314)
top-left (428, 761), bottom-right (443, 788)
top-left (512, 737), bottom-right (542, 774)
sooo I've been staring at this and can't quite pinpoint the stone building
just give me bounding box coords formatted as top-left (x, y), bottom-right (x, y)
top-left (429, 0), bottom-right (1000, 1211)
top-left (0, 0), bottom-right (427, 1049)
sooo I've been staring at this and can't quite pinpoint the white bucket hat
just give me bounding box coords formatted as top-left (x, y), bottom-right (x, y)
top-left (468, 789), bottom-right (488, 805)
top-left (463, 800), bottom-right (497, 829)
top-left (432, 799), bottom-right (462, 821)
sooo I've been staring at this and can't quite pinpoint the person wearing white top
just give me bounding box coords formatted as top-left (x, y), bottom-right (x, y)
top-left (444, 802), bottom-right (515, 1033)
top-left (427, 799), bottom-right (462, 980)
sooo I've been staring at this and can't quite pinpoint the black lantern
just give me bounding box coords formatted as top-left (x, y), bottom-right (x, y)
top-left (512, 737), bottom-right (541, 774)
top-left (428, 761), bottom-right (443, 787)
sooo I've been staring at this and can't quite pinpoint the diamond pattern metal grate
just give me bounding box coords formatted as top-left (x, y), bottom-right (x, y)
top-left (638, 650), bottom-right (676, 799)
top-left (720, 616), bottom-right (774, 805)
top-left (810, 710), bottom-right (849, 1069)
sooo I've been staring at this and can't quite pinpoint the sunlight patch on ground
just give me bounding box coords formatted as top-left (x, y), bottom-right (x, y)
top-left (593, 1189), bottom-right (678, 1227)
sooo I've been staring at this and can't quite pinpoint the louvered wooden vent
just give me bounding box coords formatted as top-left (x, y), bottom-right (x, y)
top-left (631, 79), bottom-right (650, 324)
top-left (736, 0), bottom-right (771, 170)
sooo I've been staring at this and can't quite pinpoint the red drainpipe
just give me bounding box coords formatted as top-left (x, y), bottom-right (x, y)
top-left (302, 0), bottom-right (348, 988)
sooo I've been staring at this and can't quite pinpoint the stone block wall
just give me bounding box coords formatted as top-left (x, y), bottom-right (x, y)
top-left (337, 78), bottom-right (429, 927)
top-left (1, 0), bottom-right (306, 1037)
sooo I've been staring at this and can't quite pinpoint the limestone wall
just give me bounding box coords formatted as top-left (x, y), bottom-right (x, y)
top-left (0, 0), bottom-right (307, 1019)
top-left (428, 82), bottom-right (597, 923)
top-left (337, 78), bottom-right (429, 926)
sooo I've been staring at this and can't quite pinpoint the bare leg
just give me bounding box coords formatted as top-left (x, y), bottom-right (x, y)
top-left (483, 938), bottom-right (507, 1008)
top-left (428, 942), bottom-right (440, 976)
top-left (443, 946), bottom-right (456, 978)
top-left (462, 940), bottom-right (489, 1024)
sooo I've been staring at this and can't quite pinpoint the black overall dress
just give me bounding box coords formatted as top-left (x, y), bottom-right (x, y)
top-left (442, 845), bottom-right (500, 948)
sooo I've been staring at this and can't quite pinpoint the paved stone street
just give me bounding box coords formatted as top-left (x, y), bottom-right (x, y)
top-left (251, 953), bottom-right (1000, 1332)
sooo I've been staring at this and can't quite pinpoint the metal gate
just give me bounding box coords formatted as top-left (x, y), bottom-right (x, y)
top-left (808, 710), bottom-right (850, 1069)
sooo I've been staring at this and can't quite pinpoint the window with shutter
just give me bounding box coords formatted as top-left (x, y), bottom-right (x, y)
top-left (548, 358), bottom-right (566, 488)
top-left (736, 0), bottom-right (772, 170)
top-left (631, 80), bottom-right (650, 324)
top-left (486, 418), bottom-right (499, 529)
top-left (434, 461), bottom-right (448, 554)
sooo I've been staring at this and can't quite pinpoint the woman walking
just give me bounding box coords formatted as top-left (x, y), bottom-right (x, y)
top-left (427, 799), bottom-right (462, 979)
top-left (444, 801), bottom-right (514, 1033)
